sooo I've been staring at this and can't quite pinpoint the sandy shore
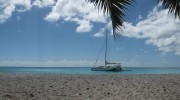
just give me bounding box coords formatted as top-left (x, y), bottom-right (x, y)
top-left (0, 73), bottom-right (180, 100)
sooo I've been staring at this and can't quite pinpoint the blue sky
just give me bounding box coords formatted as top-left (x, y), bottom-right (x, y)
top-left (0, 0), bottom-right (180, 67)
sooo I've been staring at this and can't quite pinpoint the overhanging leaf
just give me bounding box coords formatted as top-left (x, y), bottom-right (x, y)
top-left (158, 0), bottom-right (180, 19)
top-left (87, 0), bottom-right (134, 37)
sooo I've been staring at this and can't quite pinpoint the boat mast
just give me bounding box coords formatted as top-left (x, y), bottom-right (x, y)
top-left (105, 31), bottom-right (108, 67)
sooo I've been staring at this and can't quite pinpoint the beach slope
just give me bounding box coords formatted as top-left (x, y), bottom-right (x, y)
top-left (0, 74), bottom-right (180, 100)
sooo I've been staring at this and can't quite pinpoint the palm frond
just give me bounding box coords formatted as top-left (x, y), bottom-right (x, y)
top-left (87, 0), bottom-right (134, 36)
top-left (158, 0), bottom-right (180, 19)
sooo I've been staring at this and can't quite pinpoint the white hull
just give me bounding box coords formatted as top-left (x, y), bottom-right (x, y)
top-left (91, 66), bottom-right (122, 72)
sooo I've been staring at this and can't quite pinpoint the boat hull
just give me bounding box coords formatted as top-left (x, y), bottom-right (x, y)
top-left (91, 66), bottom-right (122, 72)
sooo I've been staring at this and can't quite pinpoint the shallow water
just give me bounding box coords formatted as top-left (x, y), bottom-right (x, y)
top-left (0, 67), bottom-right (180, 74)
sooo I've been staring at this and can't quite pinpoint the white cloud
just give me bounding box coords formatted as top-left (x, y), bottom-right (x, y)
top-left (93, 28), bottom-right (105, 37)
top-left (0, 60), bottom-right (104, 67)
top-left (44, 0), bottom-right (108, 32)
top-left (0, 0), bottom-right (31, 23)
top-left (76, 20), bottom-right (93, 32)
top-left (0, 0), bottom-right (107, 32)
top-left (33, 0), bottom-right (55, 8)
top-left (12, 0), bottom-right (31, 12)
top-left (93, 20), bottom-right (112, 37)
top-left (0, 0), bottom-right (55, 24)
top-left (1, 1), bottom-right (179, 56)
top-left (95, 3), bottom-right (180, 55)
top-left (137, 15), bottom-right (143, 20)
top-left (121, 4), bottom-right (180, 55)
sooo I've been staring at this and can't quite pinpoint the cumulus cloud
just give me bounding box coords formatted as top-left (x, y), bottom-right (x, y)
top-left (44, 0), bottom-right (108, 32)
top-left (0, 0), bottom-right (31, 23)
top-left (122, 4), bottom-right (180, 55)
top-left (95, 3), bottom-right (180, 55)
top-left (33, 0), bottom-right (55, 8)
top-left (93, 28), bottom-right (105, 37)
top-left (90, 4), bottom-right (180, 55)
top-left (0, 0), bottom-right (107, 32)
top-left (0, 0), bottom-right (55, 23)
top-left (76, 20), bottom-right (93, 32)
top-left (93, 21), bottom-right (112, 37)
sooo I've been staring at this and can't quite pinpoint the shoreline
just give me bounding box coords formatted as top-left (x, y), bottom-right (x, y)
top-left (0, 73), bottom-right (180, 100)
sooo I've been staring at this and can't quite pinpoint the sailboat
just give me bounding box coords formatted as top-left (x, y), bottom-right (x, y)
top-left (91, 31), bottom-right (122, 72)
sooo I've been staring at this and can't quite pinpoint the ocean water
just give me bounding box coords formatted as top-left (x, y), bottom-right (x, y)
top-left (0, 67), bottom-right (180, 74)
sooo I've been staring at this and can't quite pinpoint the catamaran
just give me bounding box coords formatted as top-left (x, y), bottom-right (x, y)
top-left (91, 31), bottom-right (122, 72)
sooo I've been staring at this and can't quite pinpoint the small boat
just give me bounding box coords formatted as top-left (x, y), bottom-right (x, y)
top-left (91, 61), bottom-right (122, 71)
top-left (91, 31), bottom-right (122, 72)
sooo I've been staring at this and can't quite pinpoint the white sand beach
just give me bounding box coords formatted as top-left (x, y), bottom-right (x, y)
top-left (0, 73), bottom-right (180, 100)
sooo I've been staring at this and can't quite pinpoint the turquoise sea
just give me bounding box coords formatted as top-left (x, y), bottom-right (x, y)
top-left (0, 67), bottom-right (180, 74)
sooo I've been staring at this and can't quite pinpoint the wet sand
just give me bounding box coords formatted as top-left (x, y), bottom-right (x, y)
top-left (0, 73), bottom-right (180, 100)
